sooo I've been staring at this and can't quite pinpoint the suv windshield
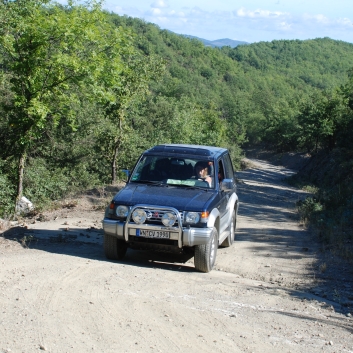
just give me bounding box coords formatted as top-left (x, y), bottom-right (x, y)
top-left (130, 155), bottom-right (215, 189)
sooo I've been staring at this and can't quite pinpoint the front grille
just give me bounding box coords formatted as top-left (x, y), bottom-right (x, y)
top-left (129, 207), bottom-right (183, 226)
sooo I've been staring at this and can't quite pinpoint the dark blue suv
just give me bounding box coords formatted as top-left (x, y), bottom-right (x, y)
top-left (102, 144), bottom-right (239, 272)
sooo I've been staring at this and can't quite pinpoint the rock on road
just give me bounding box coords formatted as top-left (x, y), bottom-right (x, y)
top-left (1, 158), bottom-right (352, 353)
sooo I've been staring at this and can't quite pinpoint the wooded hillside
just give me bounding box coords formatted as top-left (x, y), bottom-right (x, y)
top-left (1, 1), bottom-right (353, 242)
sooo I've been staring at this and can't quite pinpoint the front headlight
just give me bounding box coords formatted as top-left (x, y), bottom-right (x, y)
top-left (185, 212), bottom-right (200, 224)
top-left (162, 212), bottom-right (177, 226)
top-left (116, 205), bottom-right (129, 217)
top-left (132, 209), bottom-right (147, 224)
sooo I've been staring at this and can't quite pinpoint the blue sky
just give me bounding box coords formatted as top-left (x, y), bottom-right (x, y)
top-left (103, 0), bottom-right (353, 43)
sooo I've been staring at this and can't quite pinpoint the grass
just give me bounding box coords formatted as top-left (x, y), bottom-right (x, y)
top-left (295, 191), bottom-right (353, 262)
top-left (288, 166), bottom-right (353, 262)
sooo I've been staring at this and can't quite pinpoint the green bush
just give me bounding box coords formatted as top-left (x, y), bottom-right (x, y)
top-left (297, 197), bottom-right (323, 223)
top-left (23, 158), bottom-right (102, 210)
top-left (0, 172), bottom-right (15, 218)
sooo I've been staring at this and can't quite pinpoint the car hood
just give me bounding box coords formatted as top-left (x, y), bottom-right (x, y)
top-left (113, 183), bottom-right (215, 211)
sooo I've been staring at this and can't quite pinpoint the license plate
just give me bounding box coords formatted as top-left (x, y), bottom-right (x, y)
top-left (136, 229), bottom-right (170, 239)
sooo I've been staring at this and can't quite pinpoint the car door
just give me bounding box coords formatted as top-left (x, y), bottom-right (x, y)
top-left (223, 153), bottom-right (235, 186)
top-left (217, 157), bottom-right (229, 233)
top-left (219, 153), bottom-right (236, 232)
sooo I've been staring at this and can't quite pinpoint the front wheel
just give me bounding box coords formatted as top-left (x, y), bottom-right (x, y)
top-left (104, 233), bottom-right (127, 260)
top-left (221, 210), bottom-right (236, 247)
top-left (194, 227), bottom-right (218, 273)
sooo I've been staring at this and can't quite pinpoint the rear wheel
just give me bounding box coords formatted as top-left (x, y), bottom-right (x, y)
top-left (221, 210), bottom-right (236, 247)
top-left (194, 227), bottom-right (218, 273)
top-left (104, 233), bottom-right (127, 260)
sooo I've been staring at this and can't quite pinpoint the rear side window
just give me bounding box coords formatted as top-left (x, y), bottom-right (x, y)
top-left (223, 153), bottom-right (234, 179)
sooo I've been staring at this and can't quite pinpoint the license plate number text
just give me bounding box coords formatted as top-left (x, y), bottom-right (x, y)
top-left (136, 229), bottom-right (170, 238)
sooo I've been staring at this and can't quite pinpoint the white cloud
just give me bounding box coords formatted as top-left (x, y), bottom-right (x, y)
top-left (155, 16), bottom-right (169, 24)
top-left (337, 17), bottom-right (353, 26)
top-left (301, 12), bottom-right (353, 33)
top-left (315, 14), bottom-right (330, 24)
top-left (279, 22), bottom-right (292, 31)
top-left (151, 0), bottom-right (169, 9)
top-left (169, 10), bottom-right (186, 18)
top-left (236, 7), bottom-right (288, 19)
top-left (151, 8), bottom-right (162, 15)
top-left (303, 13), bottom-right (330, 24)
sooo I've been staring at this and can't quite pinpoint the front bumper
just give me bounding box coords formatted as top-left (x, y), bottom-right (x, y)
top-left (102, 218), bottom-right (212, 247)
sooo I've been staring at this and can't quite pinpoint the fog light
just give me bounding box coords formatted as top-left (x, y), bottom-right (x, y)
top-left (132, 209), bottom-right (147, 224)
top-left (161, 212), bottom-right (176, 226)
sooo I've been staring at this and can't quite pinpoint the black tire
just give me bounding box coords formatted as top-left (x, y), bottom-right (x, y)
top-left (104, 233), bottom-right (127, 260)
top-left (221, 210), bottom-right (236, 247)
top-left (194, 227), bottom-right (218, 273)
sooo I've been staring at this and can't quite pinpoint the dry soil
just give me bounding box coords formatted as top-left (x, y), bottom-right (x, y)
top-left (1, 157), bottom-right (352, 353)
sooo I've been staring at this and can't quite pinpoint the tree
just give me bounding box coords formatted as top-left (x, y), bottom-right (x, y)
top-left (0, 0), bottom-right (132, 206)
top-left (99, 50), bottom-right (165, 184)
top-left (296, 91), bottom-right (344, 152)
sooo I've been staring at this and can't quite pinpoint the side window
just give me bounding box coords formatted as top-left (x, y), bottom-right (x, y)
top-left (218, 159), bottom-right (225, 183)
top-left (223, 153), bottom-right (234, 179)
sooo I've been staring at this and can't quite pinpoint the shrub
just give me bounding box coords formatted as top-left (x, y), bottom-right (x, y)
top-left (23, 158), bottom-right (102, 210)
top-left (297, 197), bottom-right (323, 224)
top-left (0, 172), bottom-right (15, 218)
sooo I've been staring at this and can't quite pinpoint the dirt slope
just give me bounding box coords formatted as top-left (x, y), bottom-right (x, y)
top-left (1, 158), bottom-right (352, 353)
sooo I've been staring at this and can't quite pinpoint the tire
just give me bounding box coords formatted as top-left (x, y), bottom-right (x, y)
top-left (194, 227), bottom-right (218, 273)
top-left (104, 233), bottom-right (127, 260)
top-left (221, 210), bottom-right (236, 247)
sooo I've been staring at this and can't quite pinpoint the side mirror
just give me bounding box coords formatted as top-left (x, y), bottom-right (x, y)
top-left (221, 178), bottom-right (234, 192)
top-left (121, 169), bottom-right (130, 182)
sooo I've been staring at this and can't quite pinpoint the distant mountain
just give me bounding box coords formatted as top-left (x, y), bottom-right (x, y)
top-left (210, 38), bottom-right (249, 48)
top-left (183, 35), bottom-right (248, 48)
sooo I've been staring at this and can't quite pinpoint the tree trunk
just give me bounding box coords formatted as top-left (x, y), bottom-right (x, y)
top-left (111, 143), bottom-right (119, 185)
top-left (111, 116), bottom-right (123, 185)
top-left (328, 134), bottom-right (335, 150)
top-left (315, 137), bottom-right (318, 154)
top-left (16, 152), bottom-right (26, 205)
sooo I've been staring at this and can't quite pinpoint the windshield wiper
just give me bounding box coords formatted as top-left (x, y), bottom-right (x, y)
top-left (131, 180), bottom-right (166, 186)
top-left (169, 183), bottom-right (208, 190)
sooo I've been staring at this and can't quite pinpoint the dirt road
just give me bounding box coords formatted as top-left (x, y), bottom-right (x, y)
top-left (1, 158), bottom-right (352, 353)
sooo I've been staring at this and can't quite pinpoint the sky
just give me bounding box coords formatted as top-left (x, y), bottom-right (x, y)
top-left (102, 0), bottom-right (353, 43)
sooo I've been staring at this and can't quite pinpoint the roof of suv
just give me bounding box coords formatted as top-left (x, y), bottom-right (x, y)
top-left (145, 144), bottom-right (227, 158)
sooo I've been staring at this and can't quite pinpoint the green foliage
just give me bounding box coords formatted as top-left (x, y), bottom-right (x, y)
top-left (2, 8), bottom-right (353, 218)
top-left (296, 183), bottom-right (353, 258)
top-left (297, 197), bottom-right (323, 222)
top-left (222, 38), bottom-right (353, 148)
top-left (0, 0), bottom-right (129, 150)
top-left (225, 38), bottom-right (353, 90)
top-left (292, 91), bottom-right (344, 152)
top-left (99, 44), bottom-right (165, 184)
top-left (23, 157), bottom-right (102, 209)
top-left (0, 161), bottom-right (16, 217)
top-left (0, 0), bottom-right (134, 206)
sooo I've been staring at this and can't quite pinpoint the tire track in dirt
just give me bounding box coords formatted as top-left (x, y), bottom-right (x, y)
top-left (216, 158), bottom-right (316, 290)
top-left (1, 157), bottom-right (352, 353)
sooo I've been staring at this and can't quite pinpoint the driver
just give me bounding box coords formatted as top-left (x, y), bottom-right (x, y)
top-left (194, 161), bottom-right (213, 187)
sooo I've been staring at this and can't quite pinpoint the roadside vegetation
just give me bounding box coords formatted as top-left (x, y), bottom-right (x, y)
top-left (291, 147), bottom-right (353, 261)
top-left (1, 1), bottom-right (353, 259)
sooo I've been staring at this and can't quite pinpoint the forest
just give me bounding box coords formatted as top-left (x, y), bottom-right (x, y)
top-left (1, 0), bottom-right (353, 255)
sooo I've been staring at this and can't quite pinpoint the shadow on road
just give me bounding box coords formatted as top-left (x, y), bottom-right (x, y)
top-left (2, 225), bottom-right (195, 273)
